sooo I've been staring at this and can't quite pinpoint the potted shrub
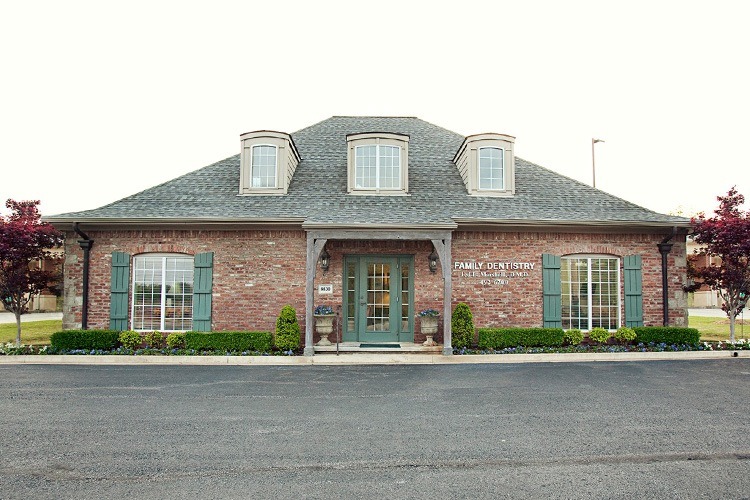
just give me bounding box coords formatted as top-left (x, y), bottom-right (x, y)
top-left (418, 308), bottom-right (440, 346)
top-left (314, 305), bottom-right (335, 346)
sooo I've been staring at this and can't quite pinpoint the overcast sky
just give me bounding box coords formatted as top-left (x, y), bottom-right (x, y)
top-left (2, 0), bottom-right (748, 219)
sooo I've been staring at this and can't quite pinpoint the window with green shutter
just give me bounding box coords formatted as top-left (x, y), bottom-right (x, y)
top-left (542, 254), bottom-right (562, 328)
top-left (623, 255), bottom-right (644, 327)
top-left (192, 252), bottom-right (214, 332)
top-left (110, 252), bottom-right (131, 331)
top-left (131, 254), bottom-right (195, 332)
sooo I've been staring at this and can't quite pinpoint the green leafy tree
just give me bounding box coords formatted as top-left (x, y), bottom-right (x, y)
top-left (451, 302), bottom-right (475, 348)
top-left (275, 305), bottom-right (300, 351)
top-left (688, 187), bottom-right (750, 342)
top-left (0, 200), bottom-right (63, 345)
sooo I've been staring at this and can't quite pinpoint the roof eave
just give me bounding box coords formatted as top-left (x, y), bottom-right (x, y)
top-left (44, 217), bottom-right (307, 232)
top-left (453, 217), bottom-right (692, 233)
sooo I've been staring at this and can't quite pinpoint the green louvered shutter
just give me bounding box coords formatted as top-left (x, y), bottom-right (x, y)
top-left (624, 255), bottom-right (644, 327)
top-left (193, 252), bottom-right (214, 332)
top-left (542, 254), bottom-right (562, 328)
top-left (110, 252), bottom-right (130, 331)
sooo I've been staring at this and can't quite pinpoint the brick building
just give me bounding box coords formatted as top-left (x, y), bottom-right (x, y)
top-left (45, 116), bottom-right (691, 355)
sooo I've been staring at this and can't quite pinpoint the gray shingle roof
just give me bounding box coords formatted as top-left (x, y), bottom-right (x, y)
top-left (47, 116), bottom-right (688, 227)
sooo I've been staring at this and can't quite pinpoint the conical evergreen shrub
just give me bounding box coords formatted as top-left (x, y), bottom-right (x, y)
top-left (451, 302), bottom-right (475, 348)
top-left (275, 305), bottom-right (300, 351)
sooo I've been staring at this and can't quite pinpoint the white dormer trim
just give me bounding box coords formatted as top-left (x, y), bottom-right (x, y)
top-left (346, 132), bottom-right (410, 195)
top-left (239, 130), bottom-right (300, 195)
top-left (453, 133), bottom-right (515, 197)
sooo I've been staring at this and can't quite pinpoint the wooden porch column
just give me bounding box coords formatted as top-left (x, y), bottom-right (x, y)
top-left (304, 235), bottom-right (327, 356)
top-left (432, 236), bottom-right (453, 355)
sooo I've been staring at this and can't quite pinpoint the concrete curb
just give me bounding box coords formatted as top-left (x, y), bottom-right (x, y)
top-left (0, 350), bottom-right (747, 366)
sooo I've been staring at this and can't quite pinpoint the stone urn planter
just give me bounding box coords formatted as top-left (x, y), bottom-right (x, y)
top-left (419, 310), bottom-right (439, 346)
top-left (314, 305), bottom-right (335, 346)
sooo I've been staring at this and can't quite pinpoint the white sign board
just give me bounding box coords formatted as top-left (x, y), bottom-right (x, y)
top-left (318, 284), bottom-right (333, 294)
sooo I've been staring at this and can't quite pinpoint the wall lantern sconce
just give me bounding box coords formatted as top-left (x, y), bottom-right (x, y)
top-left (320, 247), bottom-right (330, 272)
top-left (428, 249), bottom-right (439, 273)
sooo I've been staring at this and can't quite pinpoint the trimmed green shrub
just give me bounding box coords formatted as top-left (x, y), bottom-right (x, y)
top-left (166, 332), bottom-right (186, 349)
top-left (49, 330), bottom-right (120, 351)
top-left (588, 328), bottom-right (611, 344)
top-left (143, 331), bottom-right (165, 349)
top-left (563, 329), bottom-right (584, 346)
top-left (615, 327), bottom-right (636, 344)
top-left (634, 327), bottom-right (700, 345)
top-left (185, 331), bottom-right (273, 352)
top-left (478, 328), bottom-right (565, 349)
top-left (118, 330), bottom-right (142, 350)
top-left (451, 303), bottom-right (475, 348)
top-left (275, 305), bottom-right (301, 351)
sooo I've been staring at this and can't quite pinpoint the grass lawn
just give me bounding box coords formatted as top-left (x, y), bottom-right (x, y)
top-left (0, 320), bottom-right (62, 345)
top-left (689, 315), bottom-right (749, 341)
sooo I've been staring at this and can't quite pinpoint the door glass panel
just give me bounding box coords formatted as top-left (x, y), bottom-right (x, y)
top-left (401, 263), bottom-right (410, 330)
top-left (366, 263), bottom-right (390, 332)
top-left (347, 262), bottom-right (356, 331)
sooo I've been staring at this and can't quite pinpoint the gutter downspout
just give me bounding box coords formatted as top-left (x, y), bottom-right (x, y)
top-left (73, 223), bottom-right (92, 330)
top-left (657, 227), bottom-right (677, 326)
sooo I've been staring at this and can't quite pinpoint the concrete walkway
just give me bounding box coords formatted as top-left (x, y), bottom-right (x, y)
top-left (0, 350), bottom-right (746, 366)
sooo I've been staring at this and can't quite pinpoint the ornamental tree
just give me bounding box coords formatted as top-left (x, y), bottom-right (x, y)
top-left (688, 187), bottom-right (750, 342)
top-left (0, 200), bottom-right (63, 345)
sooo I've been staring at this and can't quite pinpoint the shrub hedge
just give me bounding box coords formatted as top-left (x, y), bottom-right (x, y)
top-left (49, 330), bottom-right (120, 351)
top-left (634, 327), bottom-right (700, 345)
top-left (563, 329), bottom-right (584, 346)
top-left (588, 328), bottom-right (611, 344)
top-left (477, 328), bottom-right (565, 349)
top-left (184, 331), bottom-right (273, 352)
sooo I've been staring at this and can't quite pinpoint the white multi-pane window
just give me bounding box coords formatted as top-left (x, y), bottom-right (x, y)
top-left (251, 145), bottom-right (277, 188)
top-left (132, 254), bottom-right (194, 331)
top-left (355, 145), bottom-right (401, 189)
top-left (561, 256), bottom-right (620, 330)
top-left (478, 147), bottom-right (504, 190)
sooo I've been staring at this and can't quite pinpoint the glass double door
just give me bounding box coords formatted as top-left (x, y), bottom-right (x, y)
top-left (344, 255), bottom-right (413, 343)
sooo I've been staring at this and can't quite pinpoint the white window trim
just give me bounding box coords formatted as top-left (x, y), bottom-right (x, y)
top-left (453, 133), bottom-right (515, 197)
top-left (354, 144), bottom-right (402, 191)
top-left (238, 130), bottom-right (299, 196)
top-left (561, 255), bottom-right (622, 331)
top-left (250, 144), bottom-right (278, 189)
top-left (477, 146), bottom-right (505, 191)
top-left (131, 253), bottom-right (194, 332)
top-left (346, 132), bottom-right (410, 195)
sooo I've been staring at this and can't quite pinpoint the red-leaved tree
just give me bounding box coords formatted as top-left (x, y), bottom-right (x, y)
top-left (0, 200), bottom-right (63, 345)
top-left (689, 187), bottom-right (750, 342)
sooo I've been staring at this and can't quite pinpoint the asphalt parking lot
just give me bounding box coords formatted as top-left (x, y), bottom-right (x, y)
top-left (1, 359), bottom-right (749, 499)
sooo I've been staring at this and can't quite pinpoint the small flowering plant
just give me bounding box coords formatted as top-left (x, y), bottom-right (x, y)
top-left (314, 305), bottom-right (334, 316)
top-left (418, 308), bottom-right (440, 317)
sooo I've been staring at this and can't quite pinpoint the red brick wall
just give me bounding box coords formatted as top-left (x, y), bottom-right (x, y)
top-left (62, 228), bottom-right (687, 341)
top-left (63, 229), bottom-right (308, 333)
top-left (450, 230), bottom-right (688, 328)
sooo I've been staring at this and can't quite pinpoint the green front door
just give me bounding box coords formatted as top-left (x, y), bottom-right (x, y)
top-left (344, 255), bottom-right (413, 343)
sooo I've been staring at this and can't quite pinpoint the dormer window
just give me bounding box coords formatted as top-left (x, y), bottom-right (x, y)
top-left (251, 145), bottom-right (277, 188)
top-left (454, 133), bottom-right (515, 197)
top-left (478, 147), bottom-right (504, 190)
top-left (239, 131), bottom-right (299, 195)
top-left (347, 133), bottom-right (409, 195)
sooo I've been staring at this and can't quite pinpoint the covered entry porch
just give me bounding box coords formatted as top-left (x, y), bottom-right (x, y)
top-left (304, 227), bottom-right (455, 356)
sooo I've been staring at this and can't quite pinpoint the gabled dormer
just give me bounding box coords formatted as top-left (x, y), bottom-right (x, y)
top-left (239, 130), bottom-right (300, 195)
top-left (453, 133), bottom-right (515, 197)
